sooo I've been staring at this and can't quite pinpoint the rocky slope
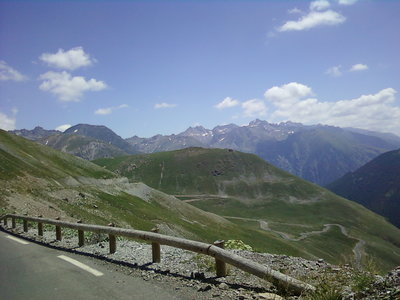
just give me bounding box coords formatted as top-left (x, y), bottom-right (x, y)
top-left (39, 133), bottom-right (128, 160)
top-left (64, 124), bottom-right (138, 154)
top-left (10, 126), bottom-right (60, 140)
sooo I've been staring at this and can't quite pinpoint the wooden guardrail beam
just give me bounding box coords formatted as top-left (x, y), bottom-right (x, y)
top-left (0, 214), bottom-right (315, 295)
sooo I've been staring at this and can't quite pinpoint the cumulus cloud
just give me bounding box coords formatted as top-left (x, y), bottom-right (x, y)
top-left (39, 71), bottom-right (107, 102)
top-left (326, 65), bottom-right (343, 77)
top-left (350, 64), bottom-right (368, 72)
top-left (338, 0), bottom-right (358, 5)
top-left (264, 82), bottom-right (314, 105)
top-left (215, 97), bottom-right (240, 109)
top-left (39, 47), bottom-right (96, 71)
top-left (242, 99), bottom-right (267, 117)
top-left (0, 111), bottom-right (16, 130)
top-left (154, 102), bottom-right (177, 109)
top-left (0, 61), bottom-right (27, 81)
top-left (310, 0), bottom-right (330, 11)
top-left (264, 82), bottom-right (400, 135)
top-left (278, 10), bottom-right (346, 32)
top-left (55, 124), bottom-right (72, 132)
top-left (95, 104), bottom-right (128, 115)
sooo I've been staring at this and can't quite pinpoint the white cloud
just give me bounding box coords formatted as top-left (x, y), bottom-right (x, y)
top-left (39, 47), bottom-right (96, 71)
top-left (39, 71), bottom-right (107, 102)
top-left (242, 99), bottom-right (267, 117)
top-left (95, 108), bottom-right (113, 115)
top-left (288, 8), bottom-right (303, 14)
top-left (55, 124), bottom-right (72, 132)
top-left (95, 104), bottom-right (128, 115)
top-left (0, 61), bottom-right (27, 81)
top-left (310, 0), bottom-right (330, 11)
top-left (350, 64), bottom-right (368, 72)
top-left (338, 0), bottom-right (358, 5)
top-left (264, 82), bottom-right (314, 106)
top-left (326, 65), bottom-right (343, 77)
top-left (154, 102), bottom-right (177, 109)
top-left (278, 10), bottom-right (346, 32)
top-left (264, 82), bottom-right (400, 135)
top-left (215, 97), bottom-right (240, 109)
top-left (0, 111), bottom-right (16, 130)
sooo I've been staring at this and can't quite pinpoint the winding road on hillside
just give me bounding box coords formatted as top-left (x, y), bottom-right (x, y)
top-left (179, 196), bottom-right (366, 267)
top-left (225, 216), bottom-right (366, 267)
top-left (0, 231), bottom-right (188, 300)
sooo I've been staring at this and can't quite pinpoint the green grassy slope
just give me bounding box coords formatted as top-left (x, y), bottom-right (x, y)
top-left (0, 129), bottom-right (116, 180)
top-left (94, 147), bottom-right (400, 272)
top-left (0, 130), bottom-right (317, 260)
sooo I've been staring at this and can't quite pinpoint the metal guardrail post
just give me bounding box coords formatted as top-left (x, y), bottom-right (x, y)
top-left (214, 240), bottom-right (227, 277)
top-left (151, 227), bottom-right (161, 263)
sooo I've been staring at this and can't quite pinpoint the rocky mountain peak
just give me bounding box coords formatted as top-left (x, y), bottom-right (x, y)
top-left (180, 125), bottom-right (211, 136)
top-left (248, 119), bottom-right (270, 127)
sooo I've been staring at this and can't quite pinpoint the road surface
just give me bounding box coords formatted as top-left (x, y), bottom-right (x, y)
top-left (0, 230), bottom-right (186, 300)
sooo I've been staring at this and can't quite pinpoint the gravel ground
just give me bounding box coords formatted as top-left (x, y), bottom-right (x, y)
top-left (2, 224), bottom-right (399, 300)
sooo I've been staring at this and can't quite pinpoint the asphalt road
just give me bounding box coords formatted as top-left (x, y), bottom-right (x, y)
top-left (0, 231), bottom-right (185, 300)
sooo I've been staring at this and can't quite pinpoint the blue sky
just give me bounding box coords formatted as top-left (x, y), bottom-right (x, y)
top-left (1, 0), bottom-right (399, 138)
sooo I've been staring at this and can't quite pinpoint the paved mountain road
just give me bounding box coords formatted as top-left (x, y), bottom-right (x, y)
top-left (0, 231), bottom-right (187, 300)
top-left (225, 216), bottom-right (365, 267)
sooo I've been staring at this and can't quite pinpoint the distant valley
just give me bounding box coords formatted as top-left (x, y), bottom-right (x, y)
top-left (11, 120), bottom-right (400, 186)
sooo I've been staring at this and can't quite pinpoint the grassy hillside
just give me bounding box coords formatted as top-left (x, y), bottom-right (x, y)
top-left (94, 147), bottom-right (400, 272)
top-left (0, 130), bottom-right (320, 261)
top-left (0, 129), bottom-right (115, 181)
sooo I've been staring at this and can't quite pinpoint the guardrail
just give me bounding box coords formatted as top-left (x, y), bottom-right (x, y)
top-left (0, 214), bottom-right (315, 295)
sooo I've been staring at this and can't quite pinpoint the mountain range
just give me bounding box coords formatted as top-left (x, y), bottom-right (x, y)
top-left (327, 148), bottom-right (400, 228)
top-left (10, 120), bottom-right (400, 185)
